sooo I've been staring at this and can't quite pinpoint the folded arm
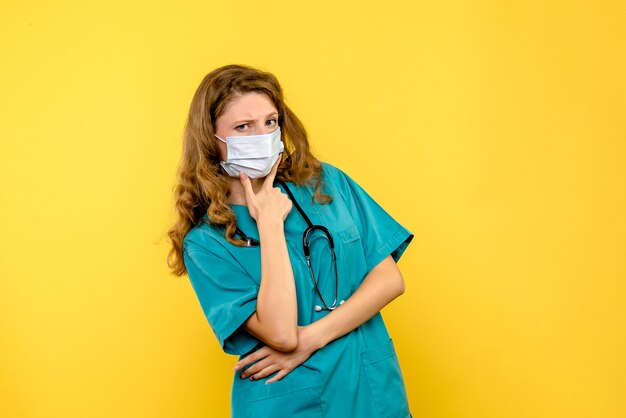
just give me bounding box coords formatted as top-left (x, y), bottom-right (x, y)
top-left (306, 254), bottom-right (405, 349)
top-left (236, 255), bottom-right (406, 382)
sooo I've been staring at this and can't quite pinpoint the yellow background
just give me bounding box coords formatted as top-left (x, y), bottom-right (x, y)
top-left (1, 1), bottom-right (625, 417)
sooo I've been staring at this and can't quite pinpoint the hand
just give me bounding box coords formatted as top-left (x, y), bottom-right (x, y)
top-left (239, 155), bottom-right (292, 224)
top-left (234, 325), bottom-right (323, 384)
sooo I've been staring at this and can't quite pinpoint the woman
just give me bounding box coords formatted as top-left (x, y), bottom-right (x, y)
top-left (167, 64), bottom-right (414, 417)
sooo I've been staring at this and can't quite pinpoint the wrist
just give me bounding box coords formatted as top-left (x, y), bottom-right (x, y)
top-left (257, 217), bottom-right (284, 236)
top-left (303, 321), bottom-right (329, 351)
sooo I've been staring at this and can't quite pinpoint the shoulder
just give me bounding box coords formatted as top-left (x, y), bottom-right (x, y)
top-left (182, 219), bottom-right (226, 255)
top-left (320, 161), bottom-right (351, 184)
top-left (319, 161), bottom-right (361, 193)
top-left (320, 161), bottom-right (342, 176)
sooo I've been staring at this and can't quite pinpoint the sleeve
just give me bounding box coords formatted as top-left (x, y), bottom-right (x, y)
top-left (183, 238), bottom-right (260, 356)
top-left (326, 163), bottom-right (414, 273)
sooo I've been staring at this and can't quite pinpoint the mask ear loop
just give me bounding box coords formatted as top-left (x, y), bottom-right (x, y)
top-left (215, 134), bottom-right (228, 167)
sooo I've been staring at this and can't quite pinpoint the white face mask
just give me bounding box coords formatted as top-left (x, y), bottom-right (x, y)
top-left (215, 127), bottom-right (284, 179)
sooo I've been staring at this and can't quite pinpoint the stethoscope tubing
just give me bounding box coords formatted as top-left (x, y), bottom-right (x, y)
top-left (275, 179), bottom-right (343, 311)
top-left (235, 179), bottom-right (344, 311)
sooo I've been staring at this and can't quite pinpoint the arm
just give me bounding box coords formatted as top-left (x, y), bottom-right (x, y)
top-left (238, 159), bottom-right (299, 353)
top-left (236, 255), bottom-right (405, 382)
top-left (307, 255), bottom-right (405, 350)
top-left (242, 218), bottom-right (298, 352)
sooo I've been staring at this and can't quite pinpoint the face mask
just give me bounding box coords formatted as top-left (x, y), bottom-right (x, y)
top-left (215, 127), bottom-right (284, 179)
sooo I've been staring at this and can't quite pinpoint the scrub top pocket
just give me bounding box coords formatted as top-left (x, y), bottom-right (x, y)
top-left (360, 338), bottom-right (411, 418)
top-left (334, 223), bottom-right (367, 294)
top-left (232, 365), bottom-right (325, 417)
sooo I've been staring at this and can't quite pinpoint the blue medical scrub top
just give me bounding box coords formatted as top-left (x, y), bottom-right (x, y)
top-left (183, 162), bottom-right (414, 417)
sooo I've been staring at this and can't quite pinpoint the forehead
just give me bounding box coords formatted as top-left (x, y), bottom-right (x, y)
top-left (219, 91), bottom-right (277, 121)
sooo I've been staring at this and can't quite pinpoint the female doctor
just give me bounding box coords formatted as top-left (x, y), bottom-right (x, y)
top-left (167, 64), bottom-right (414, 417)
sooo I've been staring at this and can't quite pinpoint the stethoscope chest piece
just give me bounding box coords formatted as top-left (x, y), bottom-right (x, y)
top-left (314, 300), bottom-right (345, 312)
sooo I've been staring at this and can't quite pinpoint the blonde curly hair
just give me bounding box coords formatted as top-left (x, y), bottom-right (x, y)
top-left (167, 64), bottom-right (330, 276)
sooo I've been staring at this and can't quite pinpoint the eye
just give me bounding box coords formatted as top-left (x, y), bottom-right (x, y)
top-left (265, 118), bottom-right (277, 127)
top-left (235, 123), bottom-right (250, 131)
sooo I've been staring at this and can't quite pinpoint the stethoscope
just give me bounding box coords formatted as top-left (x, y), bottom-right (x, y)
top-left (234, 179), bottom-right (345, 312)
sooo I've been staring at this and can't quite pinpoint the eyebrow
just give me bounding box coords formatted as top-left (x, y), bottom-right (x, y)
top-left (232, 112), bottom-right (278, 125)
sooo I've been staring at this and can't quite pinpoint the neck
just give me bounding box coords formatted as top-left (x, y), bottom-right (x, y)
top-left (228, 177), bottom-right (264, 205)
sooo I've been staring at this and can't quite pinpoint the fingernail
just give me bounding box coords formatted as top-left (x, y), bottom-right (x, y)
top-left (233, 365), bottom-right (240, 370)
top-left (239, 374), bottom-right (245, 379)
top-left (249, 376), bottom-right (255, 381)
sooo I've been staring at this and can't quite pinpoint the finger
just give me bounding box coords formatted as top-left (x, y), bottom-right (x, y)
top-left (240, 357), bottom-right (272, 379)
top-left (250, 364), bottom-right (280, 381)
top-left (262, 153), bottom-right (282, 190)
top-left (265, 369), bottom-right (290, 384)
top-left (234, 347), bottom-right (270, 370)
top-left (235, 347), bottom-right (269, 370)
top-left (239, 172), bottom-right (256, 203)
